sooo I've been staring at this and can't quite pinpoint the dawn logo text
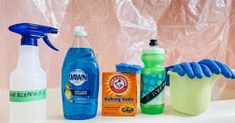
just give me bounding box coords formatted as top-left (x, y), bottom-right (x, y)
top-left (69, 69), bottom-right (88, 86)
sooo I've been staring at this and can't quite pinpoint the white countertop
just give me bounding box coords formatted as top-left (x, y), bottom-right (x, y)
top-left (1, 88), bottom-right (235, 123)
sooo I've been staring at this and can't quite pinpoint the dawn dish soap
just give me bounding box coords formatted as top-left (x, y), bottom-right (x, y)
top-left (9, 23), bottom-right (59, 123)
top-left (62, 26), bottom-right (99, 120)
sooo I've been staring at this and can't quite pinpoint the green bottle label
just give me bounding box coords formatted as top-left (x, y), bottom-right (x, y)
top-left (10, 89), bottom-right (47, 102)
top-left (141, 74), bottom-right (165, 104)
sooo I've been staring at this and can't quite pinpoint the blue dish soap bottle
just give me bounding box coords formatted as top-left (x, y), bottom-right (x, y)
top-left (62, 26), bottom-right (99, 120)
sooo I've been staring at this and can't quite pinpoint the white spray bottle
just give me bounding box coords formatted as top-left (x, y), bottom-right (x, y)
top-left (8, 23), bottom-right (59, 123)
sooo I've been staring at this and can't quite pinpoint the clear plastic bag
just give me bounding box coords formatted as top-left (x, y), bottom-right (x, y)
top-left (1, 0), bottom-right (234, 100)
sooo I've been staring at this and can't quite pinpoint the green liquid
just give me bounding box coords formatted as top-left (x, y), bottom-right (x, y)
top-left (141, 103), bottom-right (165, 114)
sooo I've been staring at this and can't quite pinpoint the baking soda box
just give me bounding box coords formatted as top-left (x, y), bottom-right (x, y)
top-left (102, 72), bottom-right (137, 116)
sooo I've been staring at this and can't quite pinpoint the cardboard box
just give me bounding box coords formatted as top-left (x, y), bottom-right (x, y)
top-left (102, 72), bottom-right (137, 116)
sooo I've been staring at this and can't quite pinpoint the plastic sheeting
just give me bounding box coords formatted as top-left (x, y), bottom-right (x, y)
top-left (1, 0), bottom-right (235, 100)
top-left (0, 0), bottom-right (69, 89)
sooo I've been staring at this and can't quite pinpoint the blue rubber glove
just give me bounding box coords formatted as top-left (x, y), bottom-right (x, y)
top-left (165, 59), bottom-right (235, 86)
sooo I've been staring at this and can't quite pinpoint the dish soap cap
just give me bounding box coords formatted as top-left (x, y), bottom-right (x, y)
top-left (74, 26), bottom-right (87, 36)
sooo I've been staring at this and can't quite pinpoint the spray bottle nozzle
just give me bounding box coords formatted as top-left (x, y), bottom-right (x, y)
top-left (9, 23), bottom-right (59, 51)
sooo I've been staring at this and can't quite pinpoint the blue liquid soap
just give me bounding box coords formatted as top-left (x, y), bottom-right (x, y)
top-left (62, 26), bottom-right (99, 120)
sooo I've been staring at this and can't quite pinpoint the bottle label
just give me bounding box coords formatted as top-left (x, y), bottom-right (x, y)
top-left (141, 74), bottom-right (165, 104)
top-left (10, 89), bottom-right (47, 102)
top-left (64, 69), bottom-right (91, 103)
top-left (69, 69), bottom-right (88, 86)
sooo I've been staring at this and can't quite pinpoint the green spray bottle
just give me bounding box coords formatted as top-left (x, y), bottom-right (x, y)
top-left (140, 39), bottom-right (166, 114)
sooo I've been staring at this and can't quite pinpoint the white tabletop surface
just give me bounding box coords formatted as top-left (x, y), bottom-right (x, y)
top-left (1, 88), bottom-right (235, 123)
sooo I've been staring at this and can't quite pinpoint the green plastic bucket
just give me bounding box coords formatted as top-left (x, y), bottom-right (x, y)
top-left (169, 71), bottom-right (220, 115)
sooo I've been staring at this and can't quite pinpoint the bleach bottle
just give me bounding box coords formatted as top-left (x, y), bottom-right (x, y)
top-left (140, 39), bottom-right (166, 114)
top-left (9, 23), bottom-right (58, 123)
top-left (62, 26), bottom-right (99, 120)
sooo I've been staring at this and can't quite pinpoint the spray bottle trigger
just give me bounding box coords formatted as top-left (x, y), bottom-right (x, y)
top-left (42, 36), bottom-right (59, 51)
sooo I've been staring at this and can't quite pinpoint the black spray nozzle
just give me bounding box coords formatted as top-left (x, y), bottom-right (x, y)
top-left (149, 39), bottom-right (158, 46)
